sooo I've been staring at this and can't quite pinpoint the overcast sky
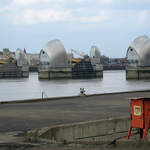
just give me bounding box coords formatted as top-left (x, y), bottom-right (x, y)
top-left (0, 0), bottom-right (150, 57)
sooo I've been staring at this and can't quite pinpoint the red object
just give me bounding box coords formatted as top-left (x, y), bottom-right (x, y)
top-left (127, 98), bottom-right (150, 139)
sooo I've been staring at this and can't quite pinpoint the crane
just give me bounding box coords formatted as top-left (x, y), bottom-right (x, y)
top-left (71, 49), bottom-right (89, 59)
top-left (70, 49), bottom-right (90, 66)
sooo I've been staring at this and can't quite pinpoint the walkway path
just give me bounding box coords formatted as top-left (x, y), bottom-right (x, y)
top-left (0, 91), bottom-right (150, 132)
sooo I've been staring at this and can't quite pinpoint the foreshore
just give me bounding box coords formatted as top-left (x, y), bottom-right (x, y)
top-left (1, 90), bottom-right (150, 149)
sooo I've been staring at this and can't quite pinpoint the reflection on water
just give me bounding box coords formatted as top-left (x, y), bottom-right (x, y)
top-left (0, 70), bottom-right (150, 101)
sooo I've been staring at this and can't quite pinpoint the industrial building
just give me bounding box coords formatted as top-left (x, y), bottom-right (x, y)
top-left (39, 39), bottom-right (103, 79)
top-left (0, 48), bottom-right (29, 78)
top-left (126, 35), bottom-right (150, 79)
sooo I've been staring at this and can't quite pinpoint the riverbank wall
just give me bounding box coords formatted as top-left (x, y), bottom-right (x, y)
top-left (28, 117), bottom-right (131, 143)
top-left (103, 65), bottom-right (125, 70)
top-left (28, 117), bottom-right (150, 143)
top-left (1, 89), bottom-right (150, 104)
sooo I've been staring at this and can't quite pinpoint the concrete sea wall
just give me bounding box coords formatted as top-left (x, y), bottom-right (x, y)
top-left (126, 66), bottom-right (150, 79)
top-left (22, 66), bottom-right (29, 77)
top-left (95, 64), bottom-right (103, 77)
top-left (1, 89), bottom-right (150, 104)
top-left (28, 117), bottom-right (133, 143)
top-left (39, 66), bottom-right (103, 79)
top-left (39, 68), bottom-right (72, 79)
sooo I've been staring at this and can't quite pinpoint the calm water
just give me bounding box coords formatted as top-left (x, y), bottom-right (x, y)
top-left (1, 70), bottom-right (150, 101)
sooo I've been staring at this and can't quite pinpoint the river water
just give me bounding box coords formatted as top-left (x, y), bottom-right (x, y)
top-left (1, 70), bottom-right (150, 101)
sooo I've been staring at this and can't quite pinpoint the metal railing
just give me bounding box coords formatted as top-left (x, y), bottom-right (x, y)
top-left (42, 91), bottom-right (48, 99)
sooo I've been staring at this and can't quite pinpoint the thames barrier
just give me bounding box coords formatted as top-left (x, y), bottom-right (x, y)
top-left (126, 35), bottom-right (150, 79)
top-left (1, 35), bottom-right (150, 150)
top-left (39, 39), bottom-right (103, 79)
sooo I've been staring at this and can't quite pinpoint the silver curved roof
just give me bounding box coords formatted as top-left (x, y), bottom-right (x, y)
top-left (127, 35), bottom-right (150, 66)
top-left (90, 45), bottom-right (101, 58)
top-left (15, 48), bottom-right (24, 59)
top-left (15, 48), bottom-right (28, 66)
top-left (41, 39), bottom-right (69, 67)
top-left (90, 45), bottom-right (101, 64)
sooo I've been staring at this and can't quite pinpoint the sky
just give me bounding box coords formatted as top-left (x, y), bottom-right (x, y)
top-left (0, 0), bottom-right (150, 58)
